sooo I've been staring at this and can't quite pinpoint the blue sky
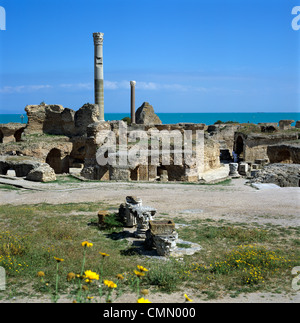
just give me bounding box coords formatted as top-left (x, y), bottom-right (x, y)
top-left (0, 0), bottom-right (299, 113)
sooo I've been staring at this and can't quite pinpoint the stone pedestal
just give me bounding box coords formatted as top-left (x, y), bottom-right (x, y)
top-left (134, 207), bottom-right (156, 238)
top-left (124, 196), bottom-right (142, 227)
top-left (159, 169), bottom-right (168, 182)
top-left (229, 163), bottom-right (240, 178)
top-left (238, 162), bottom-right (249, 176)
top-left (145, 220), bottom-right (178, 256)
top-left (118, 196), bottom-right (156, 236)
top-left (152, 233), bottom-right (178, 256)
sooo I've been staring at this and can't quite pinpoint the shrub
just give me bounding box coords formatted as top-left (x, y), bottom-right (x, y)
top-left (121, 117), bottom-right (131, 125)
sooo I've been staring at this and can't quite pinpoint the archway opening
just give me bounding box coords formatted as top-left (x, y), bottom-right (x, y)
top-left (277, 150), bottom-right (291, 163)
top-left (235, 136), bottom-right (244, 161)
top-left (46, 148), bottom-right (69, 174)
top-left (14, 128), bottom-right (25, 142)
top-left (0, 130), bottom-right (3, 143)
top-left (130, 166), bottom-right (139, 181)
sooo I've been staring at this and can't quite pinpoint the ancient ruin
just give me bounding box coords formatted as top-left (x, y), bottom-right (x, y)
top-left (0, 103), bottom-right (299, 187)
top-left (0, 33), bottom-right (299, 187)
top-left (118, 196), bottom-right (202, 257)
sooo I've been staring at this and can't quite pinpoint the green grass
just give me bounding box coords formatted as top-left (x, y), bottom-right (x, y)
top-left (0, 203), bottom-right (299, 302)
top-left (0, 184), bottom-right (21, 191)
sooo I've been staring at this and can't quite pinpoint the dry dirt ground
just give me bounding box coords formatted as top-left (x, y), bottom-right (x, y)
top-left (0, 177), bottom-right (299, 303)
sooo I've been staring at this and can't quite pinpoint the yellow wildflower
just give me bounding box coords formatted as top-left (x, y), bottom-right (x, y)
top-left (37, 271), bottom-right (45, 277)
top-left (116, 274), bottom-right (124, 280)
top-left (184, 294), bottom-right (193, 302)
top-left (134, 270), bottom-right (145, 277)
top-left (137, 265), bottom-right (148, 272)
top-left (81, 241), bottom-right (93, 248)
top-left (137, 297), bottom-right (151, 303)
top-left (84, 270), bottom-right (99, 281)
top-left (67, 272), bottom-right (76, 281)
top-left (54, 257), bottom-right (64, 263)
top-left (103, 279), bottom-right (117, 288)
top-left (99, 252), bottom-right (110, 257)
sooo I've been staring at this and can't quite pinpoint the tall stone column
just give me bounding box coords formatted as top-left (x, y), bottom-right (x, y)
top-left (93, 32), bottom-right (105, 121)
top-left (130, 81), bottom-right (136, 124)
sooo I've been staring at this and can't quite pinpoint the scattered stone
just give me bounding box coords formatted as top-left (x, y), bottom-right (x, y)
top-left (148, 220), bottom-right (175, 236)
top-left (251, 163), bottom-right (260, 170)
top-left (179, 209), bottom-right (203, 214)
top-left (117, 197), bottom-right (202, 257)
top-left (98, 210), bottom-right (109, 227)
top-left (229, 163), bottom-right (240, 178)
top-left (248, 163), bottom-right (300, 187)
top-left (126, 196), bottom-right (142, 205)
top-left (145, 220), bottom-right (178, 256)
top-left (135, 102), bottom-right (162, 125)
top-left (119, 196), bottom-right (156, 237)
top-left (26, 163), bottom-right (56, 182)
top-left (238, 162), bottom-right (249, 176)
top-left (74, 103), bottom-right (100, 136)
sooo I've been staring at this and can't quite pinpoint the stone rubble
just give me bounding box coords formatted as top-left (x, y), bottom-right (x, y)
top-left (118, 196), bottom-right (202, 257)
top-left (247, 163), bottom-right (300, 187)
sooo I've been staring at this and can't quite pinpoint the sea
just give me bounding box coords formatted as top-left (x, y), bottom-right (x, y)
top-left (0, 112), bottom-right (299, 126)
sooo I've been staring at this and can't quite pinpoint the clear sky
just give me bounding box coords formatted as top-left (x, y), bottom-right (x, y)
top-left (0, 0), bottom-right (299, 114)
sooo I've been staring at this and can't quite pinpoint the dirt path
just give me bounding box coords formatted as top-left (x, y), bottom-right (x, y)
top-left (1, 178), bottom-right (299, 227)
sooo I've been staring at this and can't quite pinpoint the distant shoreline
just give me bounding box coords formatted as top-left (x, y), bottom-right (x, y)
top-left (0, 112), bottom-right (299, 126)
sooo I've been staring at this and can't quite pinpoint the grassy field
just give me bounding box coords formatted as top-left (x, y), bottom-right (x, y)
top-left (0, 201), bottom-right (299, 302)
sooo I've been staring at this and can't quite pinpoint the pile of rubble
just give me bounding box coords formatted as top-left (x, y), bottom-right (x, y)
top-left (247, 163), bottom-right (300, 187)
top-left (99, 196), bottom-right (202, 257)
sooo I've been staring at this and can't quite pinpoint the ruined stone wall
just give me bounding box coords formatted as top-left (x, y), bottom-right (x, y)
top-left (24, 103), bottom-right (100, 137)
top-left (267, 143), bottom-right (300, 164)
top-left (80, 122), bottom-right (221, 182)
top-left (203, 137), bottom-right (221, 171)
top-left (0, 123), bottom-right (26, 144)
top-left (234, 132), bottom-right (299, 163)
top-left (207, 123), bottom-right (241, 152)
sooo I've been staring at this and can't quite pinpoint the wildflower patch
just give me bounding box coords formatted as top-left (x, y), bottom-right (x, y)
top-left (210, 244), bottom-right (292, 285)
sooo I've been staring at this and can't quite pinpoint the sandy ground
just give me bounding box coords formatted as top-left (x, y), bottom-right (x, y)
top-left (1, 177), bottom-right (299, 227)
top-left (0, 177), bottom-right (299, 303)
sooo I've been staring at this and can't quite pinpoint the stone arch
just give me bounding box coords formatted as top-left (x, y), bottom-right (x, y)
top-left (130, 166), bottom-right (139, 181)
top-left (0, 130), bottom-right (3, 143)
top-left (46, 148), bottom-right (69, 174)
top-left (235, 136), bottom-right (244, 160)
top-left (276, 149), bottom-right (291, 163)
top-left (14, 128), bottom-right (25, 142)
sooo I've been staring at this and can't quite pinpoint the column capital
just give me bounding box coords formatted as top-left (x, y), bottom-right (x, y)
top-left (93, 32), bottom-right (104, 45)
top-left (130, 81), bottom-right (136, 87)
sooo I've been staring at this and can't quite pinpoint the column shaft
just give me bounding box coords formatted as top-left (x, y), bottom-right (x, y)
top-left (93, 32), bottom-right (104, 121)
top-left (130, 81), bottom-right (136, 124)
